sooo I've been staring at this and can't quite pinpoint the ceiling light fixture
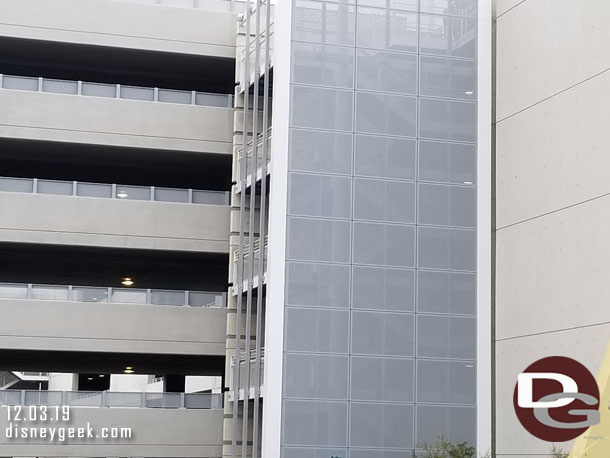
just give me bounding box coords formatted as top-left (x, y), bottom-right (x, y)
top-left (117, 190), bottom-right (128, 198)
top-left (121, 277), bottom-right (134, 287)
top-left (124, 366), bottom-right (135, 374)
top-left (465, 91), bottom-right (474, 96)
top-left (99, 374), bottom-right (105, 378)
top-left (88, 377), bottom-right (93, 381)
top-left (463, 181), bottom-right (473, 185)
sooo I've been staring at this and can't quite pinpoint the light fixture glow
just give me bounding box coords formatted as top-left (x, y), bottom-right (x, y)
top-left (465, 91), bottom-right (474, 96)
top-left (88, 377), bottom-right (93, 381)
top-left (121, 277), bottom-right (134, 287)
top-left (463, 181), bottom-right (473, 185)
top-left (117, 190), bottom-right (128, 198)
top-left (123, 366), bottom-right (135, 374)
top-left (99, 374), bottom-right (105, 378)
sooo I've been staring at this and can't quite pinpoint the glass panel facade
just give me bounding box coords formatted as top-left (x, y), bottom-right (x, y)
top-left (282, 0), bottom-right (478, 454)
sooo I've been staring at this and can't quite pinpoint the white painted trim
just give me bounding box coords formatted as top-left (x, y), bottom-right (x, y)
top-left (477, 0), bottom-right (493, 456)
top-left (260, 0), bottom-right (291, 455)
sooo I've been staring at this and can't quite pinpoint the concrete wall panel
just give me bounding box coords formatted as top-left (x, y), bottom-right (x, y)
top-left (0, 0), bottom-right (236, 58)
top-left (0, 193), bottom-right (230, 253)
top-left (0, 299), bottom-right (227, 355)
top-left (0, 406), bottom-right (223, 457)
top-left (496, 0), bottom-right (610, 119)
top-left (0, 90), bottom-right (233, 154)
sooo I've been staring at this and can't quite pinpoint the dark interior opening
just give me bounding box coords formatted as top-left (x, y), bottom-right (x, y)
top-left (0, 242), bottom-right (228, 291)
top-left (78, 373), bottom-right (111, 391)
top-left (0, 36), bottom-right (236, 93)
top-left (0, 350), bottom-right (224, 376)
top-left (0, 138), bottom-right (232, 191)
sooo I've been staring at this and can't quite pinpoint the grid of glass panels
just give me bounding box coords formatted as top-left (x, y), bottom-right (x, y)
top-left (283, 0), bottom-right (477, 456)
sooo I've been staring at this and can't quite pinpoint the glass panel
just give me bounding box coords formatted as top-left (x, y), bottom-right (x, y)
top-left (76, 182), bottom-right (113, 198)
top-left (24, 391), bottom-right (62, 406)
top-left (352, 266), bottom-right (414, 311)
top-left (419, 98), bottom-right (477, 142)
top-left (31, 285), bottom-right (69, 301)
top-left (417, 360), bottom-right (476, 404)
top-left (289, 129), bottom-right (353, 175)
top-left (417, 226), bottom-right (476, 271)
top-left (42, 79), bottom-right (78, 95)
top-left (353, 222), bottom-right (415, 267)
top-left (155, 188), bottom-right (189, 203)
top-left (350, 402), bottom-right (414, 448)
top-left (115, 185), bottom-right (151, 201)
top-left (416, 405), bottom-right (476, 445)
top-left (72, 287), bottom-right (108, 303)
top-left (81, 82), bottom-right (116, 98)
top-left (351, 356), bottom-right (414, 401)
top-left (418, 183), bottom-right (477, 228)
top-left (417, 270), bottom-right (476, 315)
top-left (288, 173), bottom-right (352, 219)
top-left (0, 177), bottom-right (34, 193)
top-left (111, 288), bottom-right (147, 304)
top-left (354, 135), bottom-right (416, 180)
top-left (291, 86), bottom-right (354, 131)
top-left (120, 85), bottom-right (154, 101)
top-left (350, 450), bottom-right (414, 458)
top-left (161, 0), bottom-right (196, 6)
top-left (0, 391), bottom-right (22, 405)
top-left (420, 55), bottom-right (477, 100)
top-left (0, 283), bottom-right (28, 299)
top-left (145, 392), bottom-right (181, 408)
top-left (292, 42), bottom-right (355, 89)
top-left (354, 178), bottom-right (416, 223)
top-left (293, 0), bottom-right (356, 46)
top-left (106, 392), bottom-right (141, 407)
top-left (285, 262), bottom-right (350, 308)
top-left (356, 49), bottom-right (417, 95)
top-left (184, 393), bottom-right (214, 408)
top-left (356, 7), bottom-right (417, 52)
top-left (416, 315), bottom-right (476, 359)
top-left (189, 291), bottom-right (224, 307)
top-left (284, 353), bottom-right (349, 399)
top-left (287, 217), bottom-right (351, 263)
top-left (195, 92), bottom-right (229, 107)
top-left (283, 448), bottom-right (348, 458)
top-left (192, 191), bottom-right (227, 205)
top-left (158, 89), bottom-right (191, 104)
top-left (420, 0), bottom-right (477, 16)
top-left (284, 307), bottom-right (349, 353)
top-left (419, 14), bottom-right (477, 59)
top-left (66, 391), bottom-right (103, 406)
top-left (37, 180), bottom-right (73, 196)
top-left (358, 0), bottom-right (416, 11)
top-left (355, 91), bottom-right (416, 137)
top-left (151, 290), bottom-right (185, 306)
top-left (351, 311), bottom-right (414, 357)
top-left (419, 140), bottom-right (477, 185)
top-left (2, 75), bottom-right (38, 91)
top-left (283, 400), bottom-right (348, 446)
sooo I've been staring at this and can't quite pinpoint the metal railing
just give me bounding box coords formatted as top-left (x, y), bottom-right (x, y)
top-left (230, 347), bottom-right (265, 393)
top-left (236, 126), bottom-right (272, 182)
top-left (0, 74), bottom-right (232, 108)
top-left (0, 282), bottom-right (226, 308)
top-left (0, 391), bottom-right (223, 409)
top-left (0, 176), bottom-right (230, 206)
top-left (239, 22), bottom-right (275, 93)
top-left (114, 0), bottom-right (249, 12)
top-left (233, 235), bottom-right (268, 286)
